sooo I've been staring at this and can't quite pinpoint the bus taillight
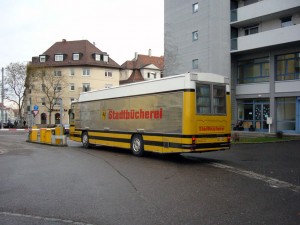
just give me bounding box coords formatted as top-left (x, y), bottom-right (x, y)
top-left (227, 135), bottom-right (231, 142)
top-left (192, 136), bottom-right (196, 147)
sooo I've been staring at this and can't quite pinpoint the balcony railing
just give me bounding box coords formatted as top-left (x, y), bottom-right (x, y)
top-left (231, 24), bottom-right (300, 52)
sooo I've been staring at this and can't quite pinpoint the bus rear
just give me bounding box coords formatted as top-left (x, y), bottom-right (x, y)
top-left (180, 74), bottom-right (231, 153)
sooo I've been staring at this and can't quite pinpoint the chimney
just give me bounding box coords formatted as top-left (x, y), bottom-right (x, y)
top-left (148, 49), bottom-right (152, 57)
top-left (134, 52), bottom-right (138, 60)
top-left (62, 39), bottom-right (66, 42)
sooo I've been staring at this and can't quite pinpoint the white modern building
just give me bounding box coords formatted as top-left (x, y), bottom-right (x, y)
top-left (164, 0), bottom-right (300, 133)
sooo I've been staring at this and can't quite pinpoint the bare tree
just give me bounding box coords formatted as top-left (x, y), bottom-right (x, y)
top-left (4, 62), bottom-right (27, 122)
top-left (26, 65), bottom-right (68, 125)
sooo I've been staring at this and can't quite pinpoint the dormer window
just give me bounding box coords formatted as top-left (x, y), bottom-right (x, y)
top-left (55, 54), bottom-right (64, 62)
top-left (73, 53), bottom-right (80, 61)
top-left (95, 54), bottom-right (101, 61)
top-left (103, 55), bottom-right (109, 63)
top-left (93, 53), bottom-right (109, 62)
top-left (72, 53), bottom-right (82, 61)
top-left (39, 55), bottom-right (46, 63)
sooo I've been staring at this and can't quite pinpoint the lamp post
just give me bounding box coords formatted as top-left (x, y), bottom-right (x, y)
top-left (1, 67), bottom-right (4, 129)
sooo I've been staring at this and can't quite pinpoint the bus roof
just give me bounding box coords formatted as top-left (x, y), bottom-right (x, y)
top-left (78, 72), bottom-right (228, 102)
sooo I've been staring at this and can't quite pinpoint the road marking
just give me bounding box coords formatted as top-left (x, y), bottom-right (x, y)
top-left (0, 212), bottom-right (94, 225)
top-left (211, 162), bottom-right (300, 193)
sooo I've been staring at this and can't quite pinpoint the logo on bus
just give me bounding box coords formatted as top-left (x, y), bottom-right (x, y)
top-left (106, 108), bottom-right (163, 120)
top-left (199, 126), bottom-right (225, 132)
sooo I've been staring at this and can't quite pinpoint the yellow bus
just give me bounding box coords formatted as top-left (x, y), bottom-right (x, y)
top-left (69, 72), bottom-right (231, 156)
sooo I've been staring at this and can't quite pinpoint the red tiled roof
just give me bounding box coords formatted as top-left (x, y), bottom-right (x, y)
top-left (120, 70), bottom-right (144, 85)
top-left (121, 54), bottom-right (164, 70)
top-left (31, 39), bottom-right (120, 69)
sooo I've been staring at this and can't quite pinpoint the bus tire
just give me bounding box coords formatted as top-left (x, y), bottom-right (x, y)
top-left (131, 134), bottom-right (144, 157)
top-left (82, 132), bottom-right (90, 149)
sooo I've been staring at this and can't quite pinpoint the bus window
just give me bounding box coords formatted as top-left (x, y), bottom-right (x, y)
top-left (213, 85), bottom-right (226, 114)
top-left (196, 84), bottom-right (211, 114)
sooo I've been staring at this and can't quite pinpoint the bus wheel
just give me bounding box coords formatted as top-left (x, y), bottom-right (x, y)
top-left (131, 134), bottom-right (144, 157)
top-left (82, 132), bottom-right (90, 149)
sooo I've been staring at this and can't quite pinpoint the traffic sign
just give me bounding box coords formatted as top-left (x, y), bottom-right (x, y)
top-left (34, 105), bottom-right (39, 110)
top-left (32, 110), bottom-right (39, 117)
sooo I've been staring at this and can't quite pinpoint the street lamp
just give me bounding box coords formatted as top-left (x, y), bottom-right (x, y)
top-left (1, 68), bottom-right (3, 128)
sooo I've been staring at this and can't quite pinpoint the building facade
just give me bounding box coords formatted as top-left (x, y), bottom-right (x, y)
top-left (164, 0), bottom-right (300, 133)
top-left (26, 39), bottom-right (120, 126)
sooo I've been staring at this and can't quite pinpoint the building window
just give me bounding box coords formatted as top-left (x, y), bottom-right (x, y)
top-left (103, 54), bottom-right (109, 62)
top-left (54, 84), bottom-right (62, 92)
top-left (192, 31), bottom-right (198, 41)
top-left (39, 55), bottom-right (46, 62)
top-left (55, 113), bottom-right (60, 124)
top-left (276, 52), bottom-right (300, 81)
top-left (41, 84), bottom-right (46, 92)
top-left (41, 97), bottom-right (46, 106)
top-left (70, 83), bottom-right (75, 91)
top-left (82, 83), bottom-right (90, 92)
top-left (54, 98), bottom-right (61, 106)
top-left (192, 3), bottom-right (198, 13)
top-left (237, 57), bottom-right (270, 84)
top-left (41, 113), bottom-right (47, 124)
top-left (70, 98), bottom-right (74, 104)
top-left (54, 70), bottom-right (62, 76)
top-left (95, 54), bottom-right (101, 61)
top-left (83, 68), bottom-right (90, 76)
top-left (192, 59), bottom-right (199, 70)
top-left (70, 68), bottom-right (75, 76)
top-left (105, 71), bottom-right (112, 78)
top-left (281, 16), bottom-right (293, 27)
top-left (244, 25), bottom-right (259, 36)
top-left (73, 53), bottom-right (80, 60)
top-left (277, 97), bottom-right (296, 131)
top-left (55, 54), bottom-right (64, 62)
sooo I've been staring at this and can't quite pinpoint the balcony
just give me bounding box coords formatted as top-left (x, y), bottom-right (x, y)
top-left (231, 24), bottom-right (300, 53)
top-left (231, 0), bottom-right (300, 26)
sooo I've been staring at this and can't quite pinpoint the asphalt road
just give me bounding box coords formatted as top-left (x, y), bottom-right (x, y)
top-left (0, 131), bottom-right (299, 225)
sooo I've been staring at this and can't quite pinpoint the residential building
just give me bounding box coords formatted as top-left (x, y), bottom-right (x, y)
top-left (26, 39), bottom-right (120, 126)
top-left (120, 50), bottom-right (164, 84)
top-left (0, 103), bottom-right (16, 126)
top-left (164, 0), bottom-right (300, 133)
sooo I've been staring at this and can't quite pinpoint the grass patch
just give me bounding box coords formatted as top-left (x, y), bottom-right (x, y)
top-left (232, 136), bottom-right (300, 144)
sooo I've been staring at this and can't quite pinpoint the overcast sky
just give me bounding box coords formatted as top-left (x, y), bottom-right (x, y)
top-left (0, 0), bottom-right (164, 68)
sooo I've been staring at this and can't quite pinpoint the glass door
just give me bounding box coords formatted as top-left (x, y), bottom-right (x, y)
top-left (254, 103), bottom-right (270, 131)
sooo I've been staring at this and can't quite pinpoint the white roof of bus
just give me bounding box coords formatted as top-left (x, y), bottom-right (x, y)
top-left (78, 72), bottom-right (228, 102)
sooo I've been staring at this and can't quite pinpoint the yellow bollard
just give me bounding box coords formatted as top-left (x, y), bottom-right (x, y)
top-left (40, 128), bottom-right (46, 143)
top-left (55, 126), bottom-right (62, 145)
top-left (30, 126), bottom-right (38, 142)
top-left (45, 129), bottom-right (52, 144)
